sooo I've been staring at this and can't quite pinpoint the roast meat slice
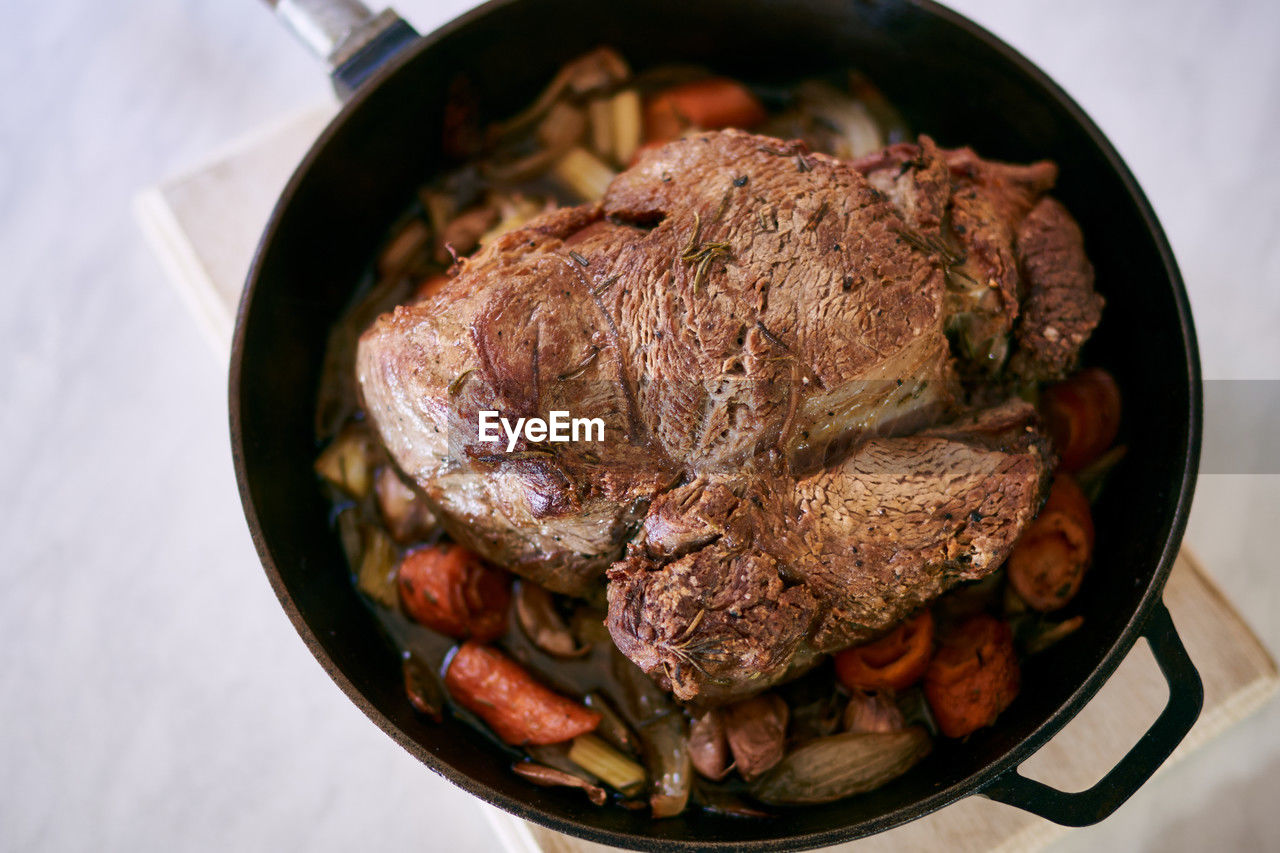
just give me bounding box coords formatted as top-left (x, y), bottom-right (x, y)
top-left (855, 137), bottom-right (1101, 379)
top-left (357, 207), bottom-right (678, 595)
top-left (606, 400), bottom-right (1052, 703)
top-left (358, 131), bottom-right (960, 592)
top-left (601, 130), bottom-right (954, 472)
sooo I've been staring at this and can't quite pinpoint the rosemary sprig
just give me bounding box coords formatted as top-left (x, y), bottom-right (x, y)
top-left (755, 320), bottom-right (789, 351)
top-left (894, 225), bottom-right (963, 267)
top-left (802, 200), bottom-right (829, 232)
top-left (568, 250), bottom-right (589, 267)
top-left (681, 212), bottom-right (703, 258)
top-left (692, 250), bottom-right (720, 293)
top-left (592, 274), bottom-right (620, 296)
top-left (680, 211), bottom-right (732, 293)
top-left (447, 368), bottom-right (475, 396)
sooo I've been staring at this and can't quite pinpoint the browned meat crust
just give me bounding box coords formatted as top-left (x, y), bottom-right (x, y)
top-left (358, 131), bottom-right (960, 593)
top-left (606, 400), bottom-right (1052, 703)
top-left (1008, 198), bottom-right (1104, 379)
top-left (855, 137), bottom-right (1100, 377)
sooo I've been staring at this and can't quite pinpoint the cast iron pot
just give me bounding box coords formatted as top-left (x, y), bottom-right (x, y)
top-left (231, 0), bottom-right (1204, 848)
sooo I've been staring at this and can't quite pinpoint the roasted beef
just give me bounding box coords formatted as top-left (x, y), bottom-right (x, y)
top-left (359, 131), bottom-right (961, 591)
top-left (854, 136), bottom-right (1102, 380)
top-left (357, 129), bottom-right (1095, 700)
top-left (606, 400), bottom-right (1052, 702)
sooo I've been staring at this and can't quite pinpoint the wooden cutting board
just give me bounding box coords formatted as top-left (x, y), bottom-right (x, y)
top-left (135, 106), bottom-right (1278, 853)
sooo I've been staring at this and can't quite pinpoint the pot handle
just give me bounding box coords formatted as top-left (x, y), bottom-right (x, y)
top-left (980, 600), bottom-right (1202, 825)
top-left (264, 0), bottom-right (419, 98)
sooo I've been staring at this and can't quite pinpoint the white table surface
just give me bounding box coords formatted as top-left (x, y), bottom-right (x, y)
top-left (2, 1), bottom-right (1276, 850)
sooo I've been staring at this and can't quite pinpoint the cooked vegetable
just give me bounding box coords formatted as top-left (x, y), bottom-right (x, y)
top-left (402, 652), bottom-right (445, 721)
top-left (834, 610), bottom-right (935, 692)
top-left (1040, 367), bottom-right (1122, 471)
top-left (486, 101), bottom-right (589, 185)
top-left (588, 98), bottom-right (615, 162)
top-left (419, 190), bottom-right (458, 262)
top-left (334, 508), bottom-right (363, 568)
top-left (1023, 615), bottom-right (1085, 655)
top-left (842, 691), bottom-right (906, 734)
top-left (644, 713), bottom-right (692, 818)
top-left (644, 78), bottom-right (767, 143)
top-left (397, 544), bottom-right (511, 641)
top-left (1074, 444), bottom-right (1127, 503)
top-left (721, 694), bottom-right (789, 781)
top-left (688, 710), bottom-right (732, 781)
top-left (516, 581), bottom-right (590, 658)
top-left (750, 728), bottom-right (932, 805)
top-left (583, 692), bottom-right (640, 757)
top-left (525, 742), bottom-right (601, 782)
top-left (785, 81), bottom-right (885, 159)
top-left (479, 194), bottom-right (548, 248)
top-left (374, 466), bottom-right (438, 544)
top-left (314, 425), bottom-right (376, 497)
top-left (444, 641), bottom-right (601, 745)
top-left (1042, 472), bottom-right (1095, 544)
top-left (377, 217), bottom-right (431, 277)
top-left (513, 761), bottom-right (608, 805)
top-left (923, 615), bottom-right (1020, 738)
top-left (785, 673), bottom-right (846, 741)
top-left (487, 47), bottom-right (629, 143)
top-left (550, 147), bottom-right (617, 201)
top-left (439, 204), bottom-right (500, 259)
top-left (613, 654), bottom-right (692, 818)
top-left (568, 733), bottom-right (646, 796)
top-left (1007, 474), bottom-right (1095, 612)
top-left (847, 71), bottom-right (909, 143)
top-left (610, 89), bottom-right (643, 165)
top-left (692, 783), bottom-right (772, 818)
top-left (357, 527), bottom-right (400, 609)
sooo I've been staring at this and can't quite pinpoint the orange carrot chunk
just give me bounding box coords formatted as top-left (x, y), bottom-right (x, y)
top-left (1007, 474), bottom-right (1095, 611)
top-left (1040, 367), bottom-right (1122, 472)
top-left (644, 78), bottom-right (767, 144)
top-left (444, 641), bottom-right (601, 745)
top-left (834, 610), bottom-right (935, 692)
top-left (397, 543), bottom-right (511, 642)
top-left (924, 615), bottom-right (1020, 738)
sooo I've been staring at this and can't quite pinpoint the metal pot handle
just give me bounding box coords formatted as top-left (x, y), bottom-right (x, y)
top-left (264, 0), bottom-right (419, 98)
top-left (980, 600), bottom-right (1203, 825)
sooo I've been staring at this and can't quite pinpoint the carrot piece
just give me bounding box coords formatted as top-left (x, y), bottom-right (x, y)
top-left (923, 615), bottom-right (1020, 738)
top-left (1040, 367), bottom-right (1122, 471)
top-left (397, 543), bottom-right (510, 642)
top-left (1007, 475), bottom-right (1095, 611)
top-left (834, 610), bottom-right (935, 692)
top-left (1041, 473), bottom-right (1095, 550)
top-left (643, 78), bottom-right (767, 144)
top-left (444, 641), bottom-right (601, 745)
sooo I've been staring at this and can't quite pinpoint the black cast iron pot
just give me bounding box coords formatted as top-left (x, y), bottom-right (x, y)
top-left (230, 0), bottom-right (1204, 848)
